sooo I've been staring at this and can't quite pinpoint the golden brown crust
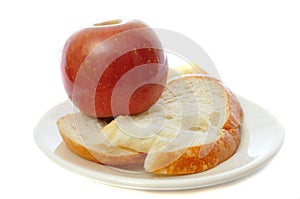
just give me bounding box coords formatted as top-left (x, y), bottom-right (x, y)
top-left (223, 85), bottom-right (243, 130)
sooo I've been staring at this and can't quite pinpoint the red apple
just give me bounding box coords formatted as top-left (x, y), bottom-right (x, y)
top-left (61, 19), bottom-right (168, 117)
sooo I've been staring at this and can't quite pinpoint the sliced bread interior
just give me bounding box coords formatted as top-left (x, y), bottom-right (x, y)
top-left (102, 75), bottom-right (242, 174)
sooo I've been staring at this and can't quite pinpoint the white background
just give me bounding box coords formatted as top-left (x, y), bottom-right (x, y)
top-left (1, 0), bottom-right (299, 198)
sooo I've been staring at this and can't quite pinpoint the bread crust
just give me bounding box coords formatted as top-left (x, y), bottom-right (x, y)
top-left (223, 84), bottom-right (243, 130)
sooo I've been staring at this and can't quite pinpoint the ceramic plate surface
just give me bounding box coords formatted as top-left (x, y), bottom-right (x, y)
top-left (34, 97), bottom-right (284, 190)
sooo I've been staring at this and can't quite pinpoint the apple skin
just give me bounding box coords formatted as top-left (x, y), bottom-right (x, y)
top-left (61, 19), bottom-right (168, 117)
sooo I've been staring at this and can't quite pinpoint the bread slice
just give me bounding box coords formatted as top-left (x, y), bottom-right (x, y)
top-left (167, 63), bottom-right (208, 79)
top-left (102, 75), bottom-right (242, 174)
top-left (145, 76), bottom-right (242, 174)
top-left (56, 112), bottom-right (146, 166)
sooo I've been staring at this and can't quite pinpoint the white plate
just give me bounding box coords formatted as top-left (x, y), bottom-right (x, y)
top-left (33, 96), bottom-right (284, 190)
